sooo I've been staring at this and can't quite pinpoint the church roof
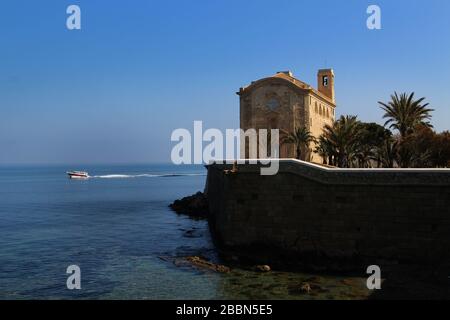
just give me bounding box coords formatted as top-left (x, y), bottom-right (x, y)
top-left (237, 71), bottom-right (335, 106)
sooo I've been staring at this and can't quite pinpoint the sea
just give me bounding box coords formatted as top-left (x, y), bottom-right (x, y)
top-left (0, 164), bottom-right (370, 299)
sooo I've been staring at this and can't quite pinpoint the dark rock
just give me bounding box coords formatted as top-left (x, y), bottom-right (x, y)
top-left (158, 255), bottom-right (172, 263)
top-left (183, 229), bottom-right (202, 238)
top-left (169, 191), bottom-right (209, 218)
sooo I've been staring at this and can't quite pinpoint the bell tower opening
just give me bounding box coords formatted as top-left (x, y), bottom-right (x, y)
top-left (317, 69), bottom-right (335, 103)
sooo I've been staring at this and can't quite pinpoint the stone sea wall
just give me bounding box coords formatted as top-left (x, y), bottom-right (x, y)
top-left (205, 160), bottom-right (450, 269)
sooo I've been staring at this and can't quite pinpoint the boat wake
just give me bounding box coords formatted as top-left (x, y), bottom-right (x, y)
top-left (91, 173), bottom-right (206, 179)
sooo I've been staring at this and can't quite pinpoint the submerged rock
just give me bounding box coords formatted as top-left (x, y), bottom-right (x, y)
top-left (184, 256), bottom-right (231, 273)
top-left (254, 265), bottom-right (271, 272)
top-left (159, 255), bottom-right (230, 273)
top-left (288, 281), bottom-right (329, 295)
top-left (288, 282), bottom-right (312, 295)
top-left (300, 283), bottom-right (312, 294)
top-left (169, 191), bottom-right (209, 218)
top-left (182, 228), bottom-right (202, 238)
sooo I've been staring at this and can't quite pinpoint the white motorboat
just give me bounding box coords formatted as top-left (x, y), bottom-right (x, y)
top-left (67, 171), bottom-right (89, 179)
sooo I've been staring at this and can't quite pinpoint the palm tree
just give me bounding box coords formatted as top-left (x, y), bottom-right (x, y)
top-left (281, 127), bottom-right (316, 160)
top-left (356, 122), bottom-right (392, 168)
top-left (355, 143), bottom-right (374, 168)
top-left (314, 136), bottom-right (333, 165)
top-left (374, 137), bottom-right (398, 168)
top-left (378, 92), bottom-right (434, 138)
top-left (321, 115), bottom-right (361, 167)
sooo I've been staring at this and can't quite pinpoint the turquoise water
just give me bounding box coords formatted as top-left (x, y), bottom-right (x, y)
top-left (0, 164), bottom-right (369, 299)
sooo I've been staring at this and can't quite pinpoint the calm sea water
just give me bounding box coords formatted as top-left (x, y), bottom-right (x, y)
top-left (0, 164), bottom-right (369, 300)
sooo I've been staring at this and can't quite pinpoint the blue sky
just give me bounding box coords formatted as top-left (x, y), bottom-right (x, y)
top-left (1, 0), bottom-right (449, 164)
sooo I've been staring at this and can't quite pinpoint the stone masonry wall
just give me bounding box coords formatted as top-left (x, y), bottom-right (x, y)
top-left (239, 77), bottom-right (335, 163)
top-left (206, 160), bottom-right (450, 268)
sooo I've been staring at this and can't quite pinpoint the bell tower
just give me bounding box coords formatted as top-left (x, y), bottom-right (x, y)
top-left (317, 69), bottom-right (335, 104)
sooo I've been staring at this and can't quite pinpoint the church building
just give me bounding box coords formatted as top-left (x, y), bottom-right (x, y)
top-left (237, 69), bottom-right (336, 163)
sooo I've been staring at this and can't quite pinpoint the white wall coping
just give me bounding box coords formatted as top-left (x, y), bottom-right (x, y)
top-left (209, 159), bottom-right (450, 173)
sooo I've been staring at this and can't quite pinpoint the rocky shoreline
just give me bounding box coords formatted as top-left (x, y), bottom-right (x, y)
top-left (169, 192), bottom-right (361, 272)
top-left (169, 191), bottom-right (209, 219)
top-left (168, 192), bottom-right (450, 298)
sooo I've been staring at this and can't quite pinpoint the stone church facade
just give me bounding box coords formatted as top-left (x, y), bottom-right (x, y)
top-left (238, 69), bottom-right (336, 163)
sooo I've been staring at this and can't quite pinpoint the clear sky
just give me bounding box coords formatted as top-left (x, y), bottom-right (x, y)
top-left (1, 0), bottom-right (449, 164)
